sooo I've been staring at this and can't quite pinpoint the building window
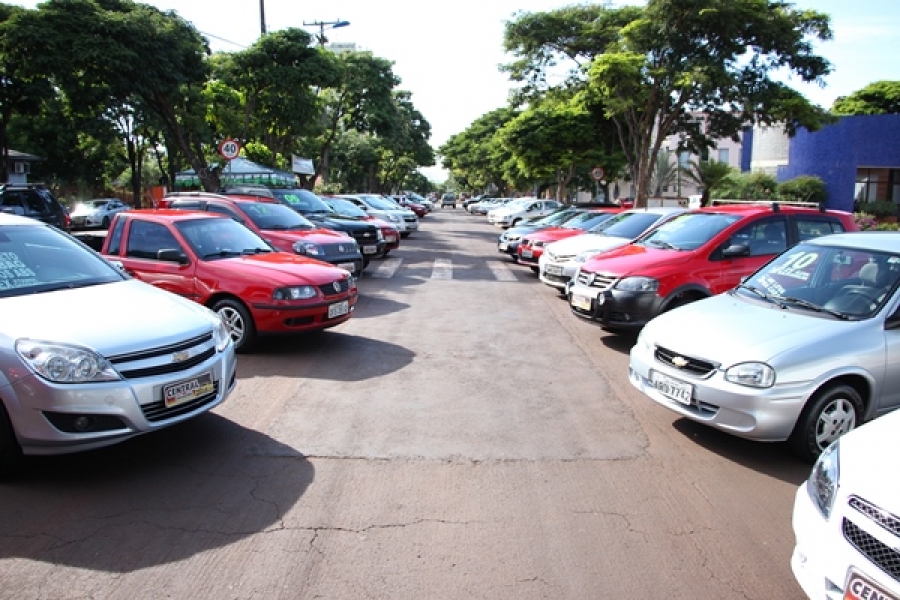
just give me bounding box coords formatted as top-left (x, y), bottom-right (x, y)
top-left (718, 148), bottom-right (730, 164)
top-left (856, 168), bottom-right (900, 203)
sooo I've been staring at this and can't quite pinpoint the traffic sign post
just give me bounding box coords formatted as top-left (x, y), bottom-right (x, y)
top-left (218, 138), bottom-right (241, 161)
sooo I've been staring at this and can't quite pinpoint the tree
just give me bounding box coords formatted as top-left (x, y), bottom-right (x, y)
top-left (503, 1), bottom-right (834, 207)
top-left (680, 159), bottom-right (734, 207)
top-left (440, 108), bottom-right (519, 194)
top-left (832, 81), bottom-right (900, 115)
top-left (650, 150), bottom-right (677, 197)
top-left (8, 0), bottom-right (219, 194)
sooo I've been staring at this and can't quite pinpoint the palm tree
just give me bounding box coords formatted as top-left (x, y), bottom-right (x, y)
top-left (680, 159), bottom-right (733, 207)
top-left (650, 150), bottom-right (678, 197)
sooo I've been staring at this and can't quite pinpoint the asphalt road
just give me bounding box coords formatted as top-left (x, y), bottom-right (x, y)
top-left (0, 207), bottom-right (813, 599)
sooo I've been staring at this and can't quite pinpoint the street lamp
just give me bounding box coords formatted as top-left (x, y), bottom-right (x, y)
top-left (303, 19), bottom-right (350, 46)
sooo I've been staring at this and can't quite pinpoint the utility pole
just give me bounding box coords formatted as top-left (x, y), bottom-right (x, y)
top-left (259, 0), bottom-right (266, 35)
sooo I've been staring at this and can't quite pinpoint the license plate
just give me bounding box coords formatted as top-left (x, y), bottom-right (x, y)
top-left (651, 371), bottom-right (693, 405)
top-left (163, 372), bottom-right (214, 408)
top-left (328, 300), bottom-right (349, 319)
top-left (571, 293), bottom-right (592, 311)
top-left (521, 249), bottom-right (533, 258)
top-left (844, 570), bottom-right (899, 600)
top-left (546, 264), bottom-right (564, 276)
top-left (363, 245), bottom-right (378, 255)
top-left (498, 242), bottom-right (508, 250)
top-left (337, 262), bottom-right (356, 272)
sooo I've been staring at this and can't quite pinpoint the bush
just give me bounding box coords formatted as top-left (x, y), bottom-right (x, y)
top-left (855, 199), bottom-right (898, 218)
top-left (778, 176), bottom-right (827, 204)
top-left (715, 172), bottom-right (779, 200)
top-left (854, 213), bottom-right (878, 231)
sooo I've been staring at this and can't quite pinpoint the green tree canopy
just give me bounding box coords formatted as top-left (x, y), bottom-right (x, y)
top-left (832, 81), bottom-right (900, 115)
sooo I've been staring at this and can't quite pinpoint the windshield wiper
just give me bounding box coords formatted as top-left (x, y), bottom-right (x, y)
top-left (773, 295), bottom-right (850, 320)
top-left (202, 250), bottom-right (243, 259)
top-left (647, 239), bottom-right (679, 250)
top-left (736, 283), bottom-right (784, 307)
top-left (36, 280), bottom-right (104, 293)
top-left (241, 247), bottom-right (272, 255)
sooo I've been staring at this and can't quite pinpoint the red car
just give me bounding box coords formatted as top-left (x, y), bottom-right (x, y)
top-left (102, 210), bottom-right (358, 352)
top-left (567, 203), bottom-right (858, 332)
top-left (517, 208), bottom-right (621, 272)
top-left (163, 192), bottom-right (366, 274)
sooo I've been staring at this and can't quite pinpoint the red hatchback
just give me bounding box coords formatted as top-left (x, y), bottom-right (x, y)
top-left (567, 202), bottom-right (858, 332)
top-left (102, 210), bottom-right (358, 352)
top-left (517, 208), bottom-right (621, 272)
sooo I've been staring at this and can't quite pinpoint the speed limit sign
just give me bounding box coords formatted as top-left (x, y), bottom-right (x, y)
top-left (218, 138), bottom-right (241, 160)
top-left (590, 166), bottom-right (605, 181)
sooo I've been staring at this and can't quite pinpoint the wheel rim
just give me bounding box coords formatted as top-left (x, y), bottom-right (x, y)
top-left (217, 306), bottom-right (245, 345)
top-left (815, 398), bottom-right (857, 450)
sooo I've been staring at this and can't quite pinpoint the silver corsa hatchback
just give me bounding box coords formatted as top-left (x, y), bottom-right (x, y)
top-left (0, 213), bottom-right (237, 476)
top-left (629, 232), bottom-right (900, 462)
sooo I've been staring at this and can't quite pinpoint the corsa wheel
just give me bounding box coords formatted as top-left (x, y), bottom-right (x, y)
top-left (790, 384), bottom-right (862, 463)
top-left (213, 298), bottom-right (257, 353)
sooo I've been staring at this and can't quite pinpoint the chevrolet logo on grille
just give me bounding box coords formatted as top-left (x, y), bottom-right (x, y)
top-left (172, 350), bottom-right (191, 363)
top-left (672, 356), bottom-right (689, 368)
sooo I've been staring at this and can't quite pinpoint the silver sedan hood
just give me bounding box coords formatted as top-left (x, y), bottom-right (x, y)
top-left (2, 279), bottom-right (218, 356)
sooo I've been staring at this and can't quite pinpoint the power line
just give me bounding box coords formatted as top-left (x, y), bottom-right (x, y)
top-left (198, 30), bottom-right (248, 49)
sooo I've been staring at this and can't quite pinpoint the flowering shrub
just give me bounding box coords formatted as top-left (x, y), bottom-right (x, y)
top-left (854, 213), bottom-right (878, 231)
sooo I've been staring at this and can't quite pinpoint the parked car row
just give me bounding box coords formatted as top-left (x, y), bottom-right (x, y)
top-left (494, 200), bottom-right (900, 598)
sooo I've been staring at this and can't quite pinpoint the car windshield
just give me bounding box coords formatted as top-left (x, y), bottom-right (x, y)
top-left (0, 224), bottom-right (123, 297)
top-left (269, 188), bottom-right (335, 215)
top-left (239, 201), bottom-right (315, 231)
top-left (533, 209), bottom-right (580, 226)
top-left (635, 212), bottom-right (741, 251)
top-left (564, 211), bottom-right (617, 230)
top-left (361, 195), bottom-right (402, 210)
top-left (83, 200), bottom-right (110, 209)
top-left (503, 199), bottom-right (531, 210)
top-left (175, 217), bottom-right (273, 259)
top-left (738, 243), bottom-right (900, 320)
top-left (326, 198), bottom-right (369, 218)
top-left (589, 212), bottom-right (672, 238)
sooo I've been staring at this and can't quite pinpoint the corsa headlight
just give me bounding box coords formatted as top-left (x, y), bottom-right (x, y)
top-left (212, 316), bottom-right (232, 352)
top-left (16, 339), bottom-right (121, 383)
top-left (615, 276), bottom-right (659, 292)
top-left (724, 362), bottom-right (775, 388)
top-left (292, 241), bottom-right (324, 257)
top-left (273, 286), bottom-right (317, 300)
top-left (807, 441), bottom-right (840, 519)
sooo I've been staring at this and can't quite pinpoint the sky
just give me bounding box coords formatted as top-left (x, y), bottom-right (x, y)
top-left (14, 0), bottom-right (900, 181)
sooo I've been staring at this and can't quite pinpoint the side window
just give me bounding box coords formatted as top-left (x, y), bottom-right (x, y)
top-left (24, 191), bottom-right (48, 215)
top-left (796, 218), bottom-right (845, 242)
top-left (207, 204), bottom-right (242, 223)
top-left (106, 217), bottom-right (126, 255)
top-left (125, 221), bottom-right (181, 260)
top-left (0, 192), bottom-right (23, 211)
top-left (732, 219), bottom-right (787, 257)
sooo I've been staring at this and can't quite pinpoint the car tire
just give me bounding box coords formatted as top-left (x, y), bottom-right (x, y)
top-left (530, 266), bottom-right (539, 274)
top-left (789, 384), bottom-right (863, 463)
top-left (0, 401), bottom-right (23, 479)
top-left (212, 298), bottom-right (257, 353)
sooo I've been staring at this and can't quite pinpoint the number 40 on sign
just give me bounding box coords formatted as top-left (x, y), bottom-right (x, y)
top-left (218, 138), bottom-right (241, 160)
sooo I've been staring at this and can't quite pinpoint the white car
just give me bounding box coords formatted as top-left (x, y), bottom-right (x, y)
top-left (792, 408), bottom-right (900, 600)
top-left (539, 207), bottom-right (685, 290)
top-left (339, 194), bottom-right (419, 237)
top-left (487, 198), bottom-right (562, 227)
top-left (69, 198), bottom-right (129, 229)
top-left (469, 197), bottom-right (513, 216)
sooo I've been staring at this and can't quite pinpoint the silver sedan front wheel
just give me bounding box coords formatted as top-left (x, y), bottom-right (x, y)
top-left (790, 384), bottom-right (862, 463)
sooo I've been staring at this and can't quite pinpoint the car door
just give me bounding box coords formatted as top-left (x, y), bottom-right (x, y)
top-left (708, 217), bottom-right (788, 294)
top-left (879, 293), bottom-right (900, 415)
top-left (120, 220), bottom-right (198, 300)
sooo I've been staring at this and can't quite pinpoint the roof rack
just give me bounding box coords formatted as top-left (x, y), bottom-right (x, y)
top-left (709, 198), bottom-right (827, 213)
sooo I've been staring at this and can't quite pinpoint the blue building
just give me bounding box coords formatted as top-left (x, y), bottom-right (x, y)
top-left (751, 114), bottom-right (900, 213)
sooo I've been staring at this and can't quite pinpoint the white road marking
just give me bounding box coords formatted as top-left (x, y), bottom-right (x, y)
top-left (487, 261), bottom-right (518, 282)
top-left (432, 258), bottom-right (453, 280)
top-left (369, 258), bottom-right (403, 278)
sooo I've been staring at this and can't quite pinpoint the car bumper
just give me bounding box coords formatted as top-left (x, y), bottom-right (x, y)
top-left (497, 240), bottom-right (520, 257)
top-left (251, 291), bottom-right (358, 334)
top-left (488, 216), bottom-right (513, 226)
top-left (791, 484), bottom-right (900, 600)
top-left (627, 339), bottom-right (806, 442)
top-left (539, 258), bottom-right (578, 289)
top-left (567, 283), bottom-right (661, 330)
top-left (517, 247), bottom-right (543, 266)
top-left (5, 345), bottom-right (237, 456)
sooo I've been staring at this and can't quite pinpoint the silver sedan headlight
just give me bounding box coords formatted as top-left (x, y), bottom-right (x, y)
top-left (292, 241), bottom-right (324, 257)
top-left (387, 215), bottom-right (402, 223)
top-left (807, 441), bottom-right (840, 519)
top-left (16, 339), bottom-right (121, 383)
top-left (724, 362), bottom-right (775, 388)
top-left (614, 276), bottom-right (659, 292)
top-left (273, 286), bottom-right (317, 300)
